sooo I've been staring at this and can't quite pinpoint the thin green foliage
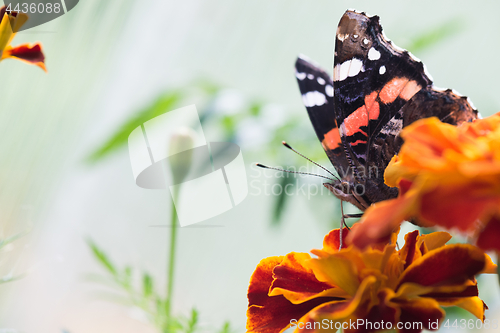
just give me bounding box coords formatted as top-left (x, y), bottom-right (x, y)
top-left (217, 322), bottom-right (234, 333)
top-left (86, 91), bottom-right (184, 162)
top-left (87, 240), bottom-right (234, 333)
top-left (0, 232), bottom-right (27, 284)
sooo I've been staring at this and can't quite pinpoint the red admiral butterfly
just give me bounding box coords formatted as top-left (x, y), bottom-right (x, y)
top-left (295, 10), bottom-right (478, 214)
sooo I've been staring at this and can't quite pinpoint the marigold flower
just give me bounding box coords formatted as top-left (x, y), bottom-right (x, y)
top-left (247, 228), bottom-right (495, 333)
top-left (0, 6), bottom-right (46, 71)
top-left (348, 114), bottom-right (500, 251)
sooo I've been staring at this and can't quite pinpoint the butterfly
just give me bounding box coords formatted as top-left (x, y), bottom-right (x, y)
top-left (295, 10), bottom-right (478, 220)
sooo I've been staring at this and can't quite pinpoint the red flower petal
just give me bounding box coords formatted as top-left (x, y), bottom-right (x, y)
top-left (3, 43), bottom-right (46, 71)
top-left (247, 256), bottom-right (340, 333)
top-left (392, 298), bottom-right (445, 333)
top-left (419, 185), bottom-right (494, 232)
top-left (422, 283), bottom-right (478, 300)
top-left (348, 196), bottom-right (412, 249)
top-left (322, 228), bottom-right (350, 253)
top-left (397, 244), bottom-right (486, 289)
top-left (355, 290), bottom-right (398, 333)
top-left (477, 214), bottom-right (500, 252)
top-left (399, 230), bottom-right (420, 269)
top-left (270, 252), bottom-right (339, 303)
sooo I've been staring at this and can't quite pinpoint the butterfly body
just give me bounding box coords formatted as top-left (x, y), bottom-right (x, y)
top-left (296, 10), bottom-right (477, 211)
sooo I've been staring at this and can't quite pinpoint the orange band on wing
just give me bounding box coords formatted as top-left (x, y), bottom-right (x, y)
top-left (343, 91), bottom-right (380, 136)
top-left (400, 80), bottom-right (422, 101)
top-left (350, 139), bottom-right (366, 146)
top-left (379, 77), bottom-right (409, 104)
top-left (322, 128), bottom-right (342, 150)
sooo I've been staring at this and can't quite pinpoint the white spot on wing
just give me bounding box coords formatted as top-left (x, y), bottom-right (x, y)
top-left (363, 38), bottom-right (369, 45)
top-left (296, 72), bottom-right (306, 80)
top-left (348, 58), bottom-right (363, 78)
top-left (317, 77), bottom-right (326, 85)
top-left (334, 59), bottom-right (364, 81)
top-left (325, 85), bottom-right (334, 97)
top-left (379, 66), bottom-right (386, 75)
top-left (334, 64), bottom-right (340, 81)
top-left (368, 47), bottom-right (381, 61)
top-left (307, 74), bottom-right (314, 80)
top-left (302, 91), bottom-right (327, 107)
top-left (338, 33), bottom-right (349, 42)
top-left (339, 61), bottom-right (350, 81)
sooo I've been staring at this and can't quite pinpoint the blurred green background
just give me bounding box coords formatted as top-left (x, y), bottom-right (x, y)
top-left (0, 0), bottom-right (499, 332)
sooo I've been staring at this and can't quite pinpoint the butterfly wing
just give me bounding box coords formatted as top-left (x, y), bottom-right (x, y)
top-left (332, 10), bottom-right (477, 206)
top-left (333, 11), bottom-right (433, 177)
top-left (295, 55), bottom-right (351, 177)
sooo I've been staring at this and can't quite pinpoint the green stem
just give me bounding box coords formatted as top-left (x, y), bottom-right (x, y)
top-left (165, 188), bottom-right (179, 332)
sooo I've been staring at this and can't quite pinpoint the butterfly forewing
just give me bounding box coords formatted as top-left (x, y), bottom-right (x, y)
top-left (295, 56), bottom-right (351, 177)
top-left (295, 9), bottom-right (478, 210)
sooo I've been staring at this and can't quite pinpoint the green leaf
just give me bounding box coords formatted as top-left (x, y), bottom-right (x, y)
top-left (0, 274), bottom-right (23, 284)
top-left (220, 115), bottom-right (237, 139)
top-left (271, 175), bottom-right (294, 227)
top-left (123, 266), bottom-right (133, 289)
top-left (184, 308), bottom-right (199, 333)
top-left (86, 91), bottom-right (184, 162)
top-left (249, 100), bottom-right (264, 117)
top-left (218, 322), bottom-right (233, 333)
top-left (87, 240), bottom-right (117, 276)
top-left (142, 273), bottom-right (154, 298)
top-left (0, 231), bottom-right (27, 251)
top-left (404, 18), bottom-right (462, 53)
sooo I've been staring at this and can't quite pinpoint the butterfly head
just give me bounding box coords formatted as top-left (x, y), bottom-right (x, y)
top-left (323, 178), bottom-right (369, 212)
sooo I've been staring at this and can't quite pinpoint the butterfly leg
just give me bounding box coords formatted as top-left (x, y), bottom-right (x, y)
top-left (339, 200), bottom-right (347, 250)
top-left (343, 213), bottom-right (363, 219)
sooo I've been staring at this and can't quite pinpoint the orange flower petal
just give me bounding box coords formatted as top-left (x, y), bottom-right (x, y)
top-left (453, 297), bottom-right (487, 321)
top-left (269, 252), bottom-right (346, 304)
top-left (417, 232), bottom-right (451, 253)
top-left (481, 253), bottom-right (497, 274)
top-left (293, 276), bottom-right (377, 333)
top-left (307, 251), bottom-right (362, 296)
top-left (379, 114), bottom-right (500, 246)
top-left (248, 256), bottom-right (283, 308)
top-left (247, 256), bottom-right (344, 333)
top-left (419, 185), bottom-right (495, 232)
top-left (291, 300), bottom-right (352, 333)
top-left (320, 228), bottom-right (350, 254)
top-left (397, 244), bottom-right (486, 289)
top-left (347, 195), bottom-right (415, 249)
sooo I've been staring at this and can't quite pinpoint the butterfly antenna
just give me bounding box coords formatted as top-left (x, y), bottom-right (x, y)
top-left (256, 164), bottom-right (336, 182)
top-left (281, 141), bottom-right (340, 181)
